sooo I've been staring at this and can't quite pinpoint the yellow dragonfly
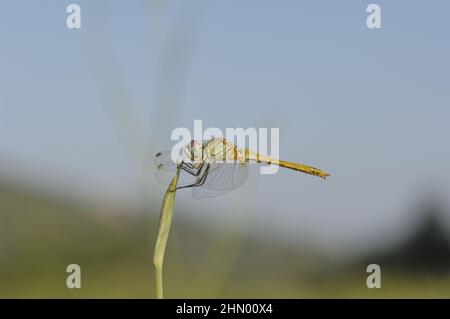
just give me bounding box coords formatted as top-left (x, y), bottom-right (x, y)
top-left (155, 138), bottom-right (329, 199)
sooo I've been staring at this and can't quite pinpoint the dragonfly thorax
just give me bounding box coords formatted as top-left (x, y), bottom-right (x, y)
top-left (203, 138), bottom-right (239, 163)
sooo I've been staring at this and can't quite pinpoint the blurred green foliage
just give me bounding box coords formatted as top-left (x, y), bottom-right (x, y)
top-left (0, 179), bottom-right (449, 298)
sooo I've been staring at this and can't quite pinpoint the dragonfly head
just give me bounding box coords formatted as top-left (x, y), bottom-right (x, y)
top-left (185, 140), bottom-right (203, 163)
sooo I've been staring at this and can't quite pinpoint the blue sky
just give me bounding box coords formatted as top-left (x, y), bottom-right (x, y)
top-left (1, 1), bottom-right (449, 254)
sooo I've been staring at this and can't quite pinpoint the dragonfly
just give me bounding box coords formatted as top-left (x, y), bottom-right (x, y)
top-left (155, 138), bottom-right (329, 199)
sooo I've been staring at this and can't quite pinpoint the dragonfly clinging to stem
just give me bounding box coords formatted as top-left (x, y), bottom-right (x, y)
top-left (155, 138), bottom-right (329, 199)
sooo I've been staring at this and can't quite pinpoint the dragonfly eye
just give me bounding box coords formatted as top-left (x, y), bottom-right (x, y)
top-left (186, 140), bottom-right (203, 162)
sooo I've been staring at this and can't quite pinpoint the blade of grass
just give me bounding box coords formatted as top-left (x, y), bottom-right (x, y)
top-left (153, 164), bottom-right (181, 299)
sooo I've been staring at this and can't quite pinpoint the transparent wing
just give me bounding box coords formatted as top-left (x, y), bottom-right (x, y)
top-left (154, 151), bottom-right (198, 187)
top-left (155, 151), bottom-right (177, 171)
top-left (192, 162), bottom-right (248, 199)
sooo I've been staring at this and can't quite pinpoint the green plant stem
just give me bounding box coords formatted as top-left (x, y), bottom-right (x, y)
top-left (155, 264), bottom-right (164, 299)
top-left (153, 165), bottom-right (181, 299)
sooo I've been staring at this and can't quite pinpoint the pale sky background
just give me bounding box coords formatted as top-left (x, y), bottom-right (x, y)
top-left (1, 0), bottom-right (449, 255)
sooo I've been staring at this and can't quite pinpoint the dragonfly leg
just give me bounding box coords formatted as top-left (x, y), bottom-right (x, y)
top-left (181, 161), bottom-right (205, 177)
top-left (176, 164), bottom-right (210, 190)
top-left (181, 165), bottom-right (196, 176)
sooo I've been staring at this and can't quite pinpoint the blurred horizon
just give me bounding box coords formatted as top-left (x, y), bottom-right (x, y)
top-left (1, 175), bottom-right (449, 297)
